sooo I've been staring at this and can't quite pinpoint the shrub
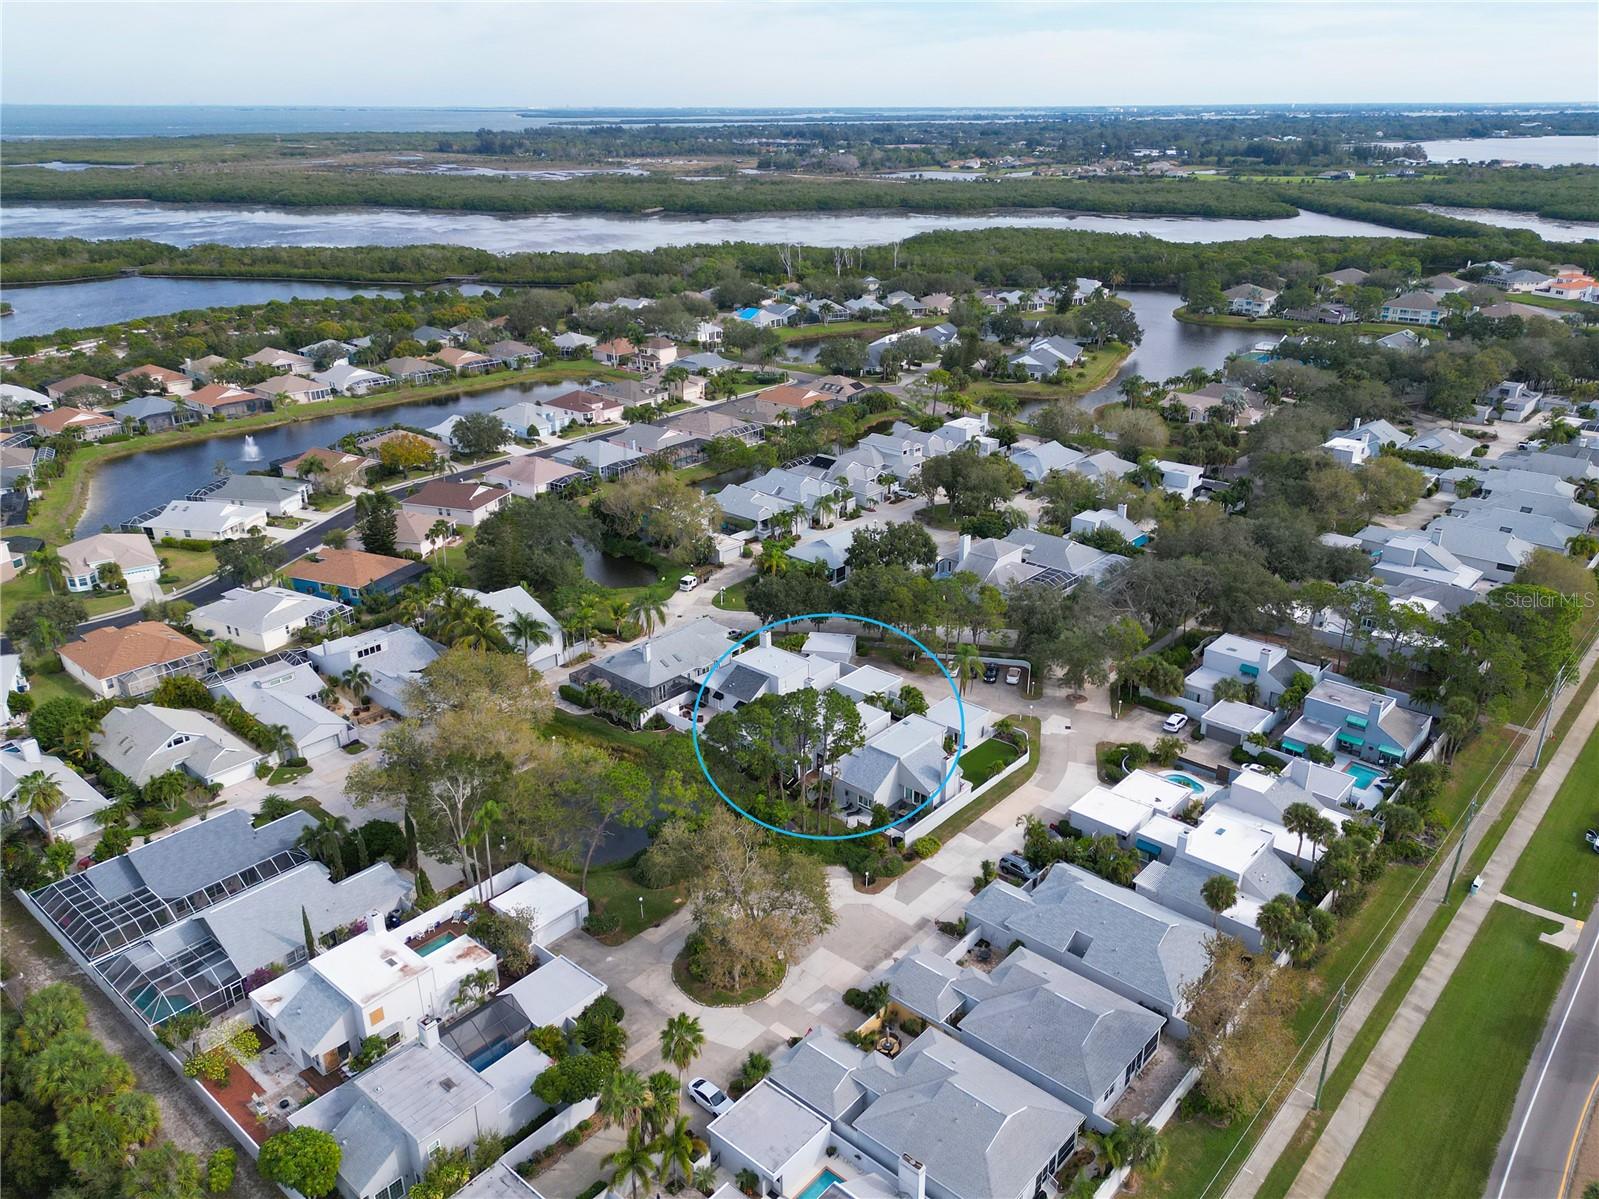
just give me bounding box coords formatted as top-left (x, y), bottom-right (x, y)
top-left (899, 1015), bottom-right (926, 1037)
top-left (562, 1129), bottom-right (582, 1148)
top-left (909, 836), bottom-right (941, 859)
top-left (529, 1025), bottom-right (568, 1060)
top-left (93, 825), bottom-right (133, 861)
top-left (843, 987), bottom-right (871, 1012)
top-left (583, 910), bottom-right (621, 935)
top-left (580, 994), bottom-right (625, 1025)
top-left (7, 691), bottom-right (34, 715)
top-left (576, 1183), bottom-right (608, 1199)
top-left (205, 1147), bottom-right (236, 1195)
top-left (151, 674), bottom-right (214, 711)
top-left (559, 683), bottom-right (588, 705)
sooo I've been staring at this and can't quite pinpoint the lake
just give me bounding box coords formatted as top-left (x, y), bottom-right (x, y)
top-left (1415, 205), bottom-right (1599, 243)
top-left (1408, 135), bottom-right (1599, 166)
top-left (0, 203), bottom-right (1424, 256)
top-left (75, 378), bottom-right (587, 534)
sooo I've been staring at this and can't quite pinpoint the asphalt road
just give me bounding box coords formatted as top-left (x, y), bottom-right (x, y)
top-left (1489, 900), bottom-right (1599, 1199)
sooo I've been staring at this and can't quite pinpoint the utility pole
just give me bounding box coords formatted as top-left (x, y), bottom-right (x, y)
top-left (1445, 799), bottom-right (1477, 901)
top-left (1532, 664), bottom-right (1566, 768)
top-left (1314, 983), bottom-right (1346, 1111)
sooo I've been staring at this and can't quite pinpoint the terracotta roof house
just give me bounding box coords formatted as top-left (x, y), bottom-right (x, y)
top-left (401, 481), bottom-right (510, 528)
top-left (279, 447), bottom-right (377, 486)
top-left (544, 389), bottom-right (625, 424)
top-left (431, 347), bottom-right (495, 374)
top-left (31, 406), bottom-right (119, 441)
top-left (251, 375), bottom-right (334, 404)
top-left (187, 383), bottom-right (267, 418)
top-left (592, 338), bottom-right (637, 367)
top-left (45, 374), bottom-right (121, 403)
top-left (757, 383), bottom-right (829, 410)
top-left (115, 364), bottom-right (193, 396)
top-left (481, 455), bottom-right (583, 498)
top-left (282, 549), bottom-right (426, 604)
top-left (58, 621), bottom-right (212, 699)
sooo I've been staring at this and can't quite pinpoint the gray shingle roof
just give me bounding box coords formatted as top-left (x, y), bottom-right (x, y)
top-left (271, 972), bottom-right (351, 1054)
top-left (90, 808), bottom-right (314, 902)
top-left (328, 1097), bottom-right (405, 1196)
top-left (884, 949), bottom-right (964, 1023)
top-left (769, 1034), bottom-right (871, 1120)
top-left (966, 865), bottom-right (1210, 1013)
top-left (590, 617), bottom-right (733, 690)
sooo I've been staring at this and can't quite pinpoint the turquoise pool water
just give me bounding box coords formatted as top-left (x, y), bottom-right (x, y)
top-left (1165, 773), bottom-right (1205, 792)
top-left (797, 1170), bottom-right (845, 1199)
top-left (415, 931), bottom-right (459, 957)
top-left (1345, 762), bottom-right (1385, 789)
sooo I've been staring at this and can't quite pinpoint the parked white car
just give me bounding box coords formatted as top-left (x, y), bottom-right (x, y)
top-left (679, 574), bottom-right (700, 593)
top-left (689, 1077), bottom-right (733, 1117)
top-left (1162, 712), bottom-right (1190, 733)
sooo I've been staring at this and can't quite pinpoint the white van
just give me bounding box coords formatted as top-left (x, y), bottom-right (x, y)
top-left (678, 574), bottom-right (700, 593)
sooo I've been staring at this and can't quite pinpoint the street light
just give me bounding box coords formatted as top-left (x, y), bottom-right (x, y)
top-left (638, 895), bottom-right (646, 921)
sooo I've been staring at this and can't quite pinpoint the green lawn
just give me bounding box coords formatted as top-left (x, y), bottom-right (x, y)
top-left (958, 737), bottom-right (1021, 787)
top-left (552, 861), bottom-right (686, 945)
top-left (0, 572), bottom-right (130, 627)
top-left (711, 578), bottom-right (752, 611)
top-left (1502, 722), bottom-right (1599, 915)
top-left (1326, 904), bottom-right (1574, 1199)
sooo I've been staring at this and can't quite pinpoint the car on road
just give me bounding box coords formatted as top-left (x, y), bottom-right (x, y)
top-left (1162, 712), bottom-right (1190, 734)
top-left (678, 574), bottom-right (700, 593)
top-left (1585, 828), bottom-right (1599, 854)
top-left (1005, 666), bottom-right (1022, 685)
top-left (688, 1078), bottom-right (733, 1117)
top-left (997, 852), bottom-right (1037, 883)
top-left (983, 663), bottom-right (999, 684)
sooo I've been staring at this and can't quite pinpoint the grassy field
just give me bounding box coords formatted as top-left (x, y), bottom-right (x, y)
top-left (1171, 306), bottom-right (1440, 338)
top-left (551, 861), bottom-right (686, 945)
top-left (1502, 723), bottom-right (1599, 915)
top-left (984, 342), bottom-right (1131, 403)
top-left (957, 737), bottom-right (1021, 787)
top-left (773, 320), bottom-right (892, 344)
top-left (1325, 904), bottom-right (1573, 1199)
top-left (2, 543), bottom-right (219, 628)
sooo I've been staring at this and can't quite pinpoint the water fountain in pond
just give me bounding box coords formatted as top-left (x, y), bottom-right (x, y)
top-left (240, 435), bottom-right (262, 462)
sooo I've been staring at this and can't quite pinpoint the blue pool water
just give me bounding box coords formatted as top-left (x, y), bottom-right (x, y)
top-left (1165, 773), bottom-right (1206, 792)
top-left (466, 1037), bottom-right (516, 1072)
top-left (797, 1170), bottom-right (845, 1199)
top-left (1345, 763), bottom-right (1385, 790)
top-left (415, 932), bottom-right (459, 957)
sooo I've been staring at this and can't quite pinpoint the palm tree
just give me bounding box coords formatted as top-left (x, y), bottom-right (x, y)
top-left (209, 638), bottom-right (240, 672)
top-left (659, 1012), bottom-right (706, 1084)
top-left (564, 596), bottom-right (601, 647)
top-left (339, 664), bottom-right (373, 705)
top-left (504, 612), bottom-right (552, 671)
top-left (599, 1068), bottom-right (650, 1131)
top-left (1282, 802), bottom-right (1321, 861)
top-left (604, 1125), bottom-right (657, 1199)
top-left (434, 594), bottom-right (511, 651)
top-left (652, 1115), bottom-right (697, 1187)
top-left (31, 549), bottom-right (65, 595)
top-left (628, 595), bottom-right (668, 638)
top-left (15, 772), bottom-right (66, 839)
top-left (1200, 875), bottom-right (1238, 929)
top-left (1113, 1118), bottom-right (1169, 1181)
top-left (426, 519), bottom-right (453, 558)
top-left (297, 816), bottom-right (349, 882)
top-left (954, 643), bottom-right (984, 694)
top-left (757, 543), bottom-right (791, 577)
top-left (263, 723), bottom-right (297, 762)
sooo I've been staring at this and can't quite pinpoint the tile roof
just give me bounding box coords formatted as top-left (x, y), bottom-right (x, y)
top-left (285, 548), bottom-right (418, 590)
top-left (59, 621), bottom-right (206, 680)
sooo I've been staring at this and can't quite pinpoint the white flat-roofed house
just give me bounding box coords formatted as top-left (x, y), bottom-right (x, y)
top-left (209, 661), bottom-right (355, 760)
top-left (884, 946), bottom-right (1164, 1131)
top-left (142, 500), bottom-right (268, 543)
top-left (1322, 435), bottom-right (1371, 468)
top-left (485, 868), bottom-right (590, 946)
top-left (1199, 699), bottom-right (1277, 746)
top-left (700, 635), bottom-right (842, 714)
top-left (189, 585), bottom-right (348, 652)
top-left (1153, 459), bottom-right (1205, 499)
top-left (706, 1080), bottom-right (832, 1198)
top-left (830, 663), bottom-right (902, 705)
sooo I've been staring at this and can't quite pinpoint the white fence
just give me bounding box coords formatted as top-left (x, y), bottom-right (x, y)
top-left (1091, 1065), bottom-right (1202, 1199)
top-left (891, 733), bottom-right (1032, 845)
top-left (499, 1096), bottom-right (601, 1169)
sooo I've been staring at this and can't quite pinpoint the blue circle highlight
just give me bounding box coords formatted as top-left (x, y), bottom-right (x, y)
top-left (690, 613), bottom-right (966, 842)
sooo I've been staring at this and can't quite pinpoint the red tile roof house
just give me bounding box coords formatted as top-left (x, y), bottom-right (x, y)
top-left (115, 364), bottom-right (193, 397)
top-left (58, 621), bottom-right (213, 699)
top-left (31, 406), bottom-right (120, 441)
top-left (187, 383), bottom-right (270, 420)
top-left (544, 389), bottom-right (626, 425)
top-left (45, 374), bottom-right (122, 404)
top-left (401, 480), bottom-right (511, 528)
top-left (430, 347), bottom-right (496, 375)
top-left (592, 338), bottom-right (637, 367)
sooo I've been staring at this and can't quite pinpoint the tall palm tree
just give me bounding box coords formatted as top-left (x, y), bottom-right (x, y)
top-left (504, 612), bottom-right (552, 671)
top-left (297, 816), bottom-right (349, 882)
top-left (604, 1126), bottom-right (657, 1199)
top-left (31, 549), bottom-right (65, 595)
top-left (209, 639), bottom-right (240, 671)
top-left (339, 664), bottom-right (372, 704)
top-left (954, 643), bottom-right (984, 695)
top-left (599, 1068), bottom-right (649, 1131)
top-left (564, 596), bottom-right (601, 647)
top-left (652, 1115), bottom-right (697, 1187)
top-left (659, 1012), bottom-right (706, 1084)
top-left (628, 596), bottom-right (667, 638)
top-left (15, 772), bottom-right (66, 839)
top-left (434, 594), bottom-right (510, 652)
top-left (1201, 875), bottom-right (1237, 929)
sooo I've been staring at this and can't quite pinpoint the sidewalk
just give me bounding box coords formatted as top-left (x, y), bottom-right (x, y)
top-left (1226, 636), bottom-right (1599, 1199)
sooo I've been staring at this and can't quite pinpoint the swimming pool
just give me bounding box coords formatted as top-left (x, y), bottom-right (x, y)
top-left (1345, 762), bottom-right (1385, 790)
top-left (796, 1170), bottom-right (845, 1199)
top-left (415, 931), bottom-right (459, 957)
top-left (1165, 773), bottom-right (1206, 792)
top-left (466, 1036), bottom-right (517, 1072)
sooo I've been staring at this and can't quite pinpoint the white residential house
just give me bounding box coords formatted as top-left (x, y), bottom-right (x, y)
top-left (1224, 284), bottom-right (1279, 317)
top-left (1379, 291), bottom-right (1444, 326)
top-left (480, 455), bottom-right (583, 498)
top-left (1321, 435), bottom-right (1371, 467)
top-left (401, 481), bottom-right (510, 528)
top-left (93, 705), bottom-right (264, 787)
top-left (58, 532), bottom-right (161, 594)
top-left (1173, 634), bottom-right (1324, 716)
top-left (830, 714), bottom-right (965, 819)
top-left (313, 363), bottom-right (391, 396)
top-left (307, 626), bottom-right (443, 716)
top-left (204, 474), bottom-right (312, 517)
top-left (1153, 459), bottom-right (1205, 499)
top-left (1, 738), bottom-right (111, 841)
top-left (1009, 336), bottom-right (1083, 379)
top-left (209, 661), bottom-right (355, 760)
top-left (188, 586), bottom-right (349, 652)
top-left (1070, 505), bottom-right (1148, 547)
top-left (141, 500), bottom-right (268, 542)
top-left (458, 586), bottom-right (564, 672)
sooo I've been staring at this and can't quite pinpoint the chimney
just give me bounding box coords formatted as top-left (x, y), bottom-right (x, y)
top-left (1116, 503), bottom-right (1128, 520)
top-left (1353, 416), bottom-right (1362, 429)
top-left (1259, 646), bottom-right (1273, 672)
top-left (1428, 525), bottom-right (1444, 546)
top-left (419, 1017), bottom-right (440, 1050)
top-left (19, 739), bottom-right (42, 764)
top-left (897, 1155), bottom-right (926, 1199)
top-left (642, 642), bottom-right (652, 663)
top-left (367, 911), bottom-right (383, 936)
top-left (759, 630), bottom-right (772, 649)
top-left (1368, 696), bottom-right (1386, 726)
top-left (959, 533), bottom-right (971, 560)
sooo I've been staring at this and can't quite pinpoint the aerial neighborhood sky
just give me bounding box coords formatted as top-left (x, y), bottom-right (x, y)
top-left (3, 1), bottom-right (1596, 108)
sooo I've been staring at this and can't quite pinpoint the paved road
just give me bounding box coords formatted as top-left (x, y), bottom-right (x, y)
top-left (1489, 898), bottom-right (1599, 1199)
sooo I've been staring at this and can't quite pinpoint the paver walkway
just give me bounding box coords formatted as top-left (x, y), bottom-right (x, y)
top-left (1225, 636), bottom-right (1599, 1199)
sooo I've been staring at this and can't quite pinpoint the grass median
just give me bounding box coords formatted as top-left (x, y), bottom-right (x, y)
top-left (1502, 722), bottom-right (1599, 916)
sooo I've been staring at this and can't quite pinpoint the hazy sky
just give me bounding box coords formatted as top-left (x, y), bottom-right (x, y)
top-left (4, 1), bottom-right (1596, 108)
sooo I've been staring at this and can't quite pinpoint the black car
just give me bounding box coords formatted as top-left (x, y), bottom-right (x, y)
top-left (983, 663), bottom-right (999, 684)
